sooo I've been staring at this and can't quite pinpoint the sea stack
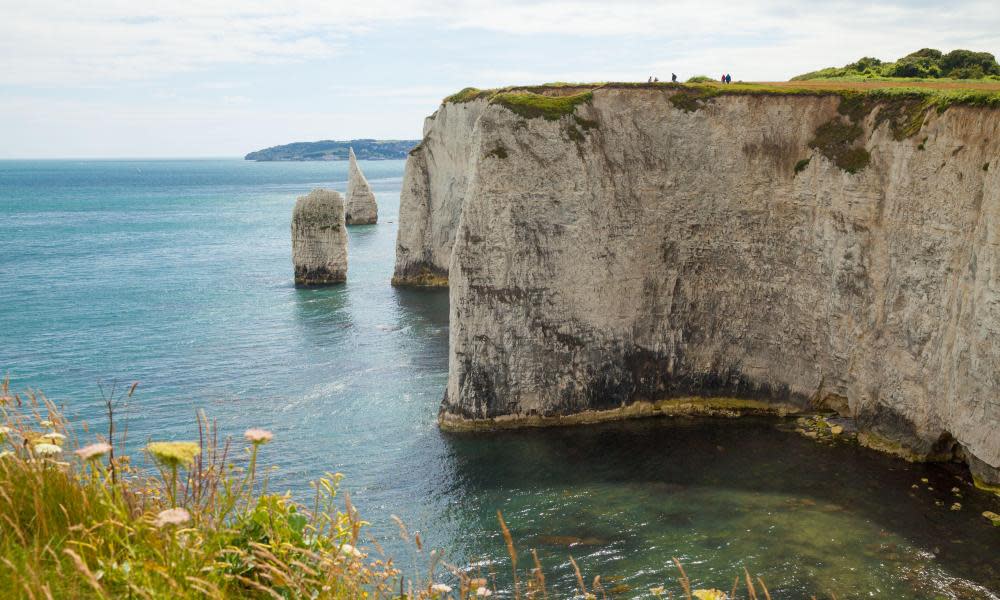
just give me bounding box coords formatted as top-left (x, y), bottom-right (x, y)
top-left (291, 189), bottom-right (348, 285)
top-left (345, 147), bottom-right (378, 225)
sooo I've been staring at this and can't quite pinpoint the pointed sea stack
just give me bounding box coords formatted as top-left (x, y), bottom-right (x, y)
top-left (345, 147), bottom-right (378, 225)
top-left (291, 189), bottom-right (348, 286)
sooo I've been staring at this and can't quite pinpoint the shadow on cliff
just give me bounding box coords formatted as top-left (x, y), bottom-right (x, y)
top-left (439, 416), bottom-right (1000, 591)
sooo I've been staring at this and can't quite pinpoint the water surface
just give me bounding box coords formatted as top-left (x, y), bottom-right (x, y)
top-left (1, 159), bottom-right (997, 598)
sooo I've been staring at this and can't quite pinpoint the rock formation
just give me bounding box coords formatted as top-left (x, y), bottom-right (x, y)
top-left (392, 98), bottom-right (488, 286)
top-left (397, 84), bottom-right (1000, 488)
top-left (292, 188), bottom-right (348, 285)
top-left (345, 147), bottom-right (378, 225)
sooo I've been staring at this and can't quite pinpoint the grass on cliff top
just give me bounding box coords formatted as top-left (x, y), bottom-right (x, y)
top-left (442, 81), bottom-right (1000, 120)
top-left (0, 379), bottom-right (787, 599)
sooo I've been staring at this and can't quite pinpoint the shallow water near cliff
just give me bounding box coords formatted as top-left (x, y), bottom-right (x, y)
top-left (1, 159), bottom-right (998, 598)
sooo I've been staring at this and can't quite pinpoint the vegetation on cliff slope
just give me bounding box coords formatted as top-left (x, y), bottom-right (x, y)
top-left (792, 48), bottom-right (1000, 81)
top-left (0, 381), bottom-right (785, 599)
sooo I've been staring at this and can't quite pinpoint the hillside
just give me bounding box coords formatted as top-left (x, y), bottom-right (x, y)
top-left (245, 139), bottom-right (419, 161)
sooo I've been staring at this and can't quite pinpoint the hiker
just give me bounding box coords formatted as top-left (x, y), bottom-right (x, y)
top-left (721, 73), bottom-right (726, 83)
top-left (654, 77), bottom-right (659, 82)
top-left (672, 73), bottom-right (677, 82)
top-left (725, 73), bottom-right (732, 84)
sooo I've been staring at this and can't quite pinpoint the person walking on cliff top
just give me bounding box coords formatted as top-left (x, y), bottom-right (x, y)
top-left (672, 73), bottom-right (677, 82)
top-left (648, 76), bottom-right (653, 83)
top-left (725, 73), bottom-right (732, 84)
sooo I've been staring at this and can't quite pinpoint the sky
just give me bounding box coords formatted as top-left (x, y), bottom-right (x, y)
top-left (1, 0), bottom-right (999, 158)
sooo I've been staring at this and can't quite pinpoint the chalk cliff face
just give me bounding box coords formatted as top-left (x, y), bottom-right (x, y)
top-left (412, 86), bottom-right (1000, 486)
top-left (345, 148), bottom-right (378, 225)
top-left (392, 99), bottom-right (488, 286)
top-left (292, 189), bottom-right (348, 285)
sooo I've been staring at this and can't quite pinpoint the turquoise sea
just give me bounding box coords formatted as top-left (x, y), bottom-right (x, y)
top-left (1, 159), bottom-right (998, 598)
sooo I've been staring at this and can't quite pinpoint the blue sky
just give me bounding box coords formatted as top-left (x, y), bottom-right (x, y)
top-left (1, 0), bottom-right (998, 158)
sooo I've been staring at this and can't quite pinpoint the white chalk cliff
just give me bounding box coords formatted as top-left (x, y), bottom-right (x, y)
top-left (345, 147), bottom-right (378, 225)
top-left (292, 188), bottom-right (348, 285)
top-left (392, 98), bottom-right (489, 286)
top-left (395, 84), bottom-right (1000, 488)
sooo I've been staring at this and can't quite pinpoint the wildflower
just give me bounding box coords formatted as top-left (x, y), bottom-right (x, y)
top-left (650, 586), bottom-right (666, 596)
top-left (39, 432), bottom-right (67, 445)
top-left (338, 543), bottom-right (364, 558)
top-left (0, 425), bottom-right (11, 436)
top-left (431, 583), bottom-right (452, 594)
top-left (475, 586), bottom-right (492, 597)
top-left (33, 443), bottom-right (62, 457)
top-left (244, 428), bottom-right (274, 445)
top-left (154, 507), bottom-right (191, 528)
top-left (0, 450), bottom-right (13, 459)
top-left (146, 441), bottom-right (200, 467)
top-left (76, 442), bottom-right (113, 461)
top-left (693, 590), bottom-right (727, 600)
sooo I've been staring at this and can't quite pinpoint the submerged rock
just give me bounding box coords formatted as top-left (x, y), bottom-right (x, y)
top-left (345, 147), bottom-right (378, 225)
top-left (291, 189), bottom-right (347, 285)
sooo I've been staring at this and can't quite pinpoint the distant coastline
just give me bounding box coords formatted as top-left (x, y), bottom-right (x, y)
top-left (245, 139), bottom-right (419, 161)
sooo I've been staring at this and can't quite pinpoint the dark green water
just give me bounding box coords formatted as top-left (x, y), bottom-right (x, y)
top-left (1, 159), bottom-right (997, 598)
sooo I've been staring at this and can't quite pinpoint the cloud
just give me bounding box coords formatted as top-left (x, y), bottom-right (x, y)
top-left (3, 1), bottom-right (998, 86)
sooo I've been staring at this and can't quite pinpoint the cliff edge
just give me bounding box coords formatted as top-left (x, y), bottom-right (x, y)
top-left (397, 83), bottom-right (1000, 488)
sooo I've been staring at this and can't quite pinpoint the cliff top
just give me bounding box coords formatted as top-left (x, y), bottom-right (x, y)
top-left (441, 80), bottom-right (1000, 120)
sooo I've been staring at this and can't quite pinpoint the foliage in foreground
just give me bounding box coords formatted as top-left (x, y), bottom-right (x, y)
top-left (1, 381), bottom-right (795, 599)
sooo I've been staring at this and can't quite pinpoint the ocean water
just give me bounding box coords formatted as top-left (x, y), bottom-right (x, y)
top-left (1, 158), bottom-right (998, 598)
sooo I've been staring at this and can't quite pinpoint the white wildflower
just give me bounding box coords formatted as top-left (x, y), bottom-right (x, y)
top-left (338, 543), bottom-right (364, 558)
top-left (475, 586), bottom-right (492, 597)
top-left (244, 428), bottom-right (274, 445)
top-left (153, 507), bottom-right (191, 528)
top-left (431, 583), bottom-right (452, 594)
top-left (39, 432), bottom-right (67, 445)
top-left (33, 443), bottom-right (62, 457)
top-left (76, 442), bottom-right (113, 461)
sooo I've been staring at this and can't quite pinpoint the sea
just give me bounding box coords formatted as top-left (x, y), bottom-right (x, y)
top-left (1, 158), bottom-right (998, 598)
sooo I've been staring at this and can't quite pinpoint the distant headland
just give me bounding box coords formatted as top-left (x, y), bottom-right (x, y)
top-left (245, 139), bottom-right (420, 161)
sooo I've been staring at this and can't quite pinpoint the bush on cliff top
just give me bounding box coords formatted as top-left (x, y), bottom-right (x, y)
top-left (792, 48), bottom-right (1000, 81)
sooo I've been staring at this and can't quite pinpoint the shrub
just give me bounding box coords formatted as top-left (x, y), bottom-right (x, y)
top-left (792, 48), bottom-right (1000, 81)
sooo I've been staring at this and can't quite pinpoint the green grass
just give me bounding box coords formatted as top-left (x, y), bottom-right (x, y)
top-left (442, 82), bottom-right (1000, 119)
top-left (794, 158), bottom-right (811, 174)
top-left (489, 91), bottom-right (594, 120)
